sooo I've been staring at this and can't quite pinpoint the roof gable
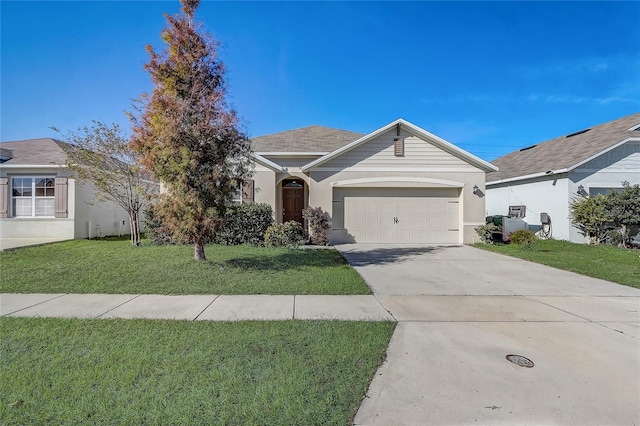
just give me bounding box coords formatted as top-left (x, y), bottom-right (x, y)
top-left (487, 112), bottom-right (640, 183)
top-left (251, 125), bottom-right (364, 153)
top-left (301, 119), bottom-right (498, 172)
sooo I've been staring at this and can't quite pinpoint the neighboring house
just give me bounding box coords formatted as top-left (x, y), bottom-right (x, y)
top-left (0, 138), bottom-right (133, 241)
top-left (485, 113), bottom-right (640, 242)
top-left (247, 119), bottom-right (498, 244)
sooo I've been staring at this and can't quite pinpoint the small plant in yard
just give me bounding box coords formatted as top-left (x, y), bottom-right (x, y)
top-left (474, 223), bottom-right (501, 244)
top-left (508, 229), bottom-right (536, 247)
top-left (264, 221), bottom-right (307, 248)
top-left (302, 206), bottom-right (330, 246)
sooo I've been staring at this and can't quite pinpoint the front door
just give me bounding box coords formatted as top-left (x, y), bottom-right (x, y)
top-left (283, 181), bottom-right (304, 224)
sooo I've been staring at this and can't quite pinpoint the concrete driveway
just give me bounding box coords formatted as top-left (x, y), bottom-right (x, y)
top-left (337, 244), bottom-right (640, 426)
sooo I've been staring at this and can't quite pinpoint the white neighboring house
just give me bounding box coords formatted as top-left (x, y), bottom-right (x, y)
top-left (0, 138), bottom-right (135, 242)
top-left (485, 113), bottom-right (640, 243)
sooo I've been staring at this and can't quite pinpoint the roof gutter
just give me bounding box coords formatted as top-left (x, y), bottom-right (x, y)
top-left (255, 152), bottom-right (330, 157)
top-left (0, 164), bottom-right (67, 169)
top-left (487, 168), bottom-right (569, 186)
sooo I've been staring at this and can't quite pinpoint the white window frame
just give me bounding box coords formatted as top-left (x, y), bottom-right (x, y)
top-left (11, 176), bottom-right (56, 218)
top-left (232, 183), bottom-right (243, 203)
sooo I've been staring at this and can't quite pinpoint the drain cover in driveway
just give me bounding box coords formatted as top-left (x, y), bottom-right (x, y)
top-left (506, 354), bottom-right (534, 368)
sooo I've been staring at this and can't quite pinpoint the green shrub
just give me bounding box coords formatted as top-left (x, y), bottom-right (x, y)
top-left (142, 204), bottom-right (174, 245)
top-left (605, 228), bottom-right (626, 246)
top-left (509, 229), bottom-right (536, 246)
top-left (474, 223), bottom-right (501, 244)
top-left (264, 221), bottom-right (307, 248)
top-left (215, 203), bottom-right (274, 246)
top-left (302, 206), bottom-right (330, 246)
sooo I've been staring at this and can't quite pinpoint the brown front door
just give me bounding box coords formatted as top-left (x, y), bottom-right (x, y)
top-left (283, 187), bottom-right (304, 224)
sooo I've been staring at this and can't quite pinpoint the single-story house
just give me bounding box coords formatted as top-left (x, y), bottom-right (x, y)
top-left (485, 112), bottom-right (640, 242)
top-left (0, 138), bottom-right (133, 241)
top-left (247, 119), bottom-right (498, 244)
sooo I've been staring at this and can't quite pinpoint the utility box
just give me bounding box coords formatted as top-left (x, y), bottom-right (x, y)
top-left (503, 218), bottom-right (528, 242)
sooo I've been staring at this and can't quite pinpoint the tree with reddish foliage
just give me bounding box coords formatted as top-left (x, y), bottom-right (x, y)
top-left (131, 0), bottom-right (252, 260)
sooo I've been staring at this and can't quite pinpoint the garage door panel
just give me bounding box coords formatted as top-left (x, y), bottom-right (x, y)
top-left (342, 190), bottom-right (460, 244)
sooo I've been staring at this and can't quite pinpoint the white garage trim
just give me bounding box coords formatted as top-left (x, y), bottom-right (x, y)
top-left (331, 177), bottom-right (465, 188)
top-left (332, 187), bottom-right (462, 244)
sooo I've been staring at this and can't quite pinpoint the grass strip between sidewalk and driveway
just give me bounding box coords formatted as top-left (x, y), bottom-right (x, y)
top-left (0, 318), bottom-right (395, 425)
top-left (0, 239), bottom-right (370, 295)
top-left (474, 239), bottom-right (640, 288)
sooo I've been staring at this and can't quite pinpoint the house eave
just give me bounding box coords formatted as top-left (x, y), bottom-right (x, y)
top-left (487, 168), bottom-right (570, 186)
top-left (251, 153), bottom-right (284, 172)
top-left (0, 164), bottom-right (67, 169)
top-left (256, 152), bottom-right (329, 157)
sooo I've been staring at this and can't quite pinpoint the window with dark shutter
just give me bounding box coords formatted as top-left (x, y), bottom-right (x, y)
top-left (0, 177), bottom-right (8, 218)
top-left (394, 138), bottom-right (404, 157)
top-left (242, 179), bottom-right (254, 203)
top-left (54, 177), bottom-right (68, 218)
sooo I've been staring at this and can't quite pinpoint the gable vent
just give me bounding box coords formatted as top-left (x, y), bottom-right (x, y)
top-left (566, 128), bottom-right (591, 138)
top-left (394, 138), bottom-right (404, 157)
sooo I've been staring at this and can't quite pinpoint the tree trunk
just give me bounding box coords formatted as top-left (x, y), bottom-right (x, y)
top-left (194, 240), bottom-right (206, 260)
top-left (129, 211), bottom-right (141, 246)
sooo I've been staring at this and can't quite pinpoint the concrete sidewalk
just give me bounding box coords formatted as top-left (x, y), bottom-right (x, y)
top-left (0, 293), bottom-right (395, 321)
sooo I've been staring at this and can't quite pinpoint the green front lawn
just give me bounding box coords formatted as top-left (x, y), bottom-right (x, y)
top-left (0, 239), bottom-right (370, 294)
top-left (475, 239), bottom-right (640, 288)
top-left (0, 318), bottom-right (395, 425)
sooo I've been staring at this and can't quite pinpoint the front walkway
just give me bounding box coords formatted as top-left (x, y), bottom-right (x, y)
top-left (0, 293), bottom-right (394, 321)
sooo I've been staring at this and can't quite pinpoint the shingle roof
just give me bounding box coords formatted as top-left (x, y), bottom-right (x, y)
top-left (251, 125), bottom-right (364, 153)
top-left (0, 138), bottom-right (69, 166)
top-left (487, 113), bottom-right (640, 183)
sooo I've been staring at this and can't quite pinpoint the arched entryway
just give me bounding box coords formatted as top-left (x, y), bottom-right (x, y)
top-left (282, 178), bottom-right (305, 224)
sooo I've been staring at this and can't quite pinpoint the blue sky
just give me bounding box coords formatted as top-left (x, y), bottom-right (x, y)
top-left (2, 1), bottom-right (639, 161)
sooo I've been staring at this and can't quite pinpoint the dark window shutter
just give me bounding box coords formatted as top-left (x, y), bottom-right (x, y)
top-left (0, 177), bottom-right (8, 218)
top-left (394, 138), bottom-right (404, 157)
top-left (242, 180), bottom-right (254, 203)
top-left (54, 177), bottom-right (68, 218)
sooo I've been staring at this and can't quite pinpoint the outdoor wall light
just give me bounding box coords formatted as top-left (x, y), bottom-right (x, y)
top-left (473, 185), bottom-right (479, 194)
top-left (577, 185), bottom-right (585, 194)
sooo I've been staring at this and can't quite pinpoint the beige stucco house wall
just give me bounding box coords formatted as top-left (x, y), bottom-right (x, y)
top-left (250, 119), bottom-right (497, 245)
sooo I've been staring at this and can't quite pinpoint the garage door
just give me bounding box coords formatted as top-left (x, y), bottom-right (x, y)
top-left (339, 188), bottom-right (460, 244)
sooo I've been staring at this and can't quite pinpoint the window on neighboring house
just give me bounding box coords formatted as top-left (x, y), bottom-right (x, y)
top-left (589, 187), bottom-right (622, 196)
top-left (232, 185), bottom-right (243, 203)
top-left (232, 180), bottom-right (255, 203)
top-left (12, 177), bottom-right (55, 217)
